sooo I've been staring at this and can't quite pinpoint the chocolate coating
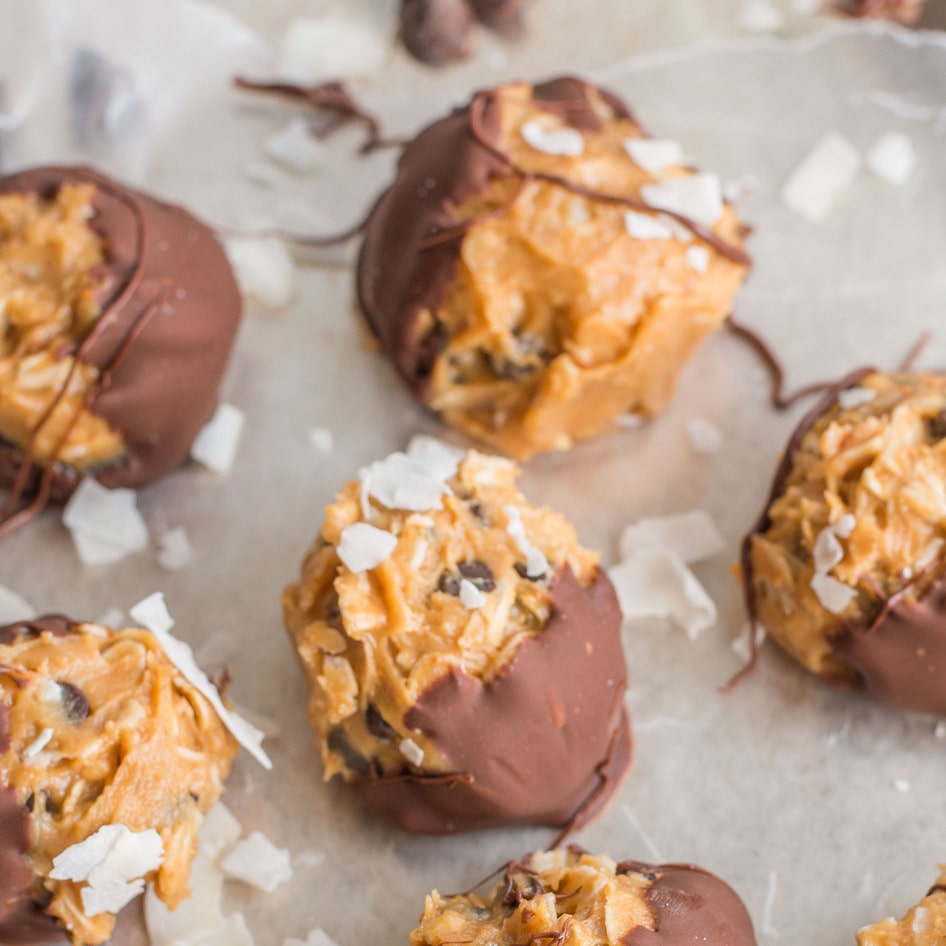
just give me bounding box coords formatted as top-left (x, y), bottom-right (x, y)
top-left (350, 566), bottom-right (631, 833)
top-left (400, 0), bottom-right (474, 65)
top-left (743, 372), bottom-right (946, 713)
top-left (619, 862), bottom-right (757, 946)
top-left (0, 165), bottom-right (241, 504)
top-left (0, 618), bottom-right (75, 945)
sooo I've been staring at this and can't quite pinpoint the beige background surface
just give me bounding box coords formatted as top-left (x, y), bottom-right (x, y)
top-left (2, 2), bottom-right (946, 944)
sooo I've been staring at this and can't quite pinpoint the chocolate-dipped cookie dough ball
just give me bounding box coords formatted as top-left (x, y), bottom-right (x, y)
top-left (745, 371), bottom-right (946, 713)
top-left (357, 77), bottom-right (749, 460)
top-left (857, 871), bottom-right (946, 946)
top-left (0, 616), bottom-right (237, 945)
top-left (411, 848), bottom-right (757, 946)
top-left (282, 438), bottom-right (630, 833)
top-left (0, 165), bottom-right (241, 529)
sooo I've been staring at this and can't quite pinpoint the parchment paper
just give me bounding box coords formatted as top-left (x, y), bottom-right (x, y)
top-left (2, 3), bottom-right (946, 944)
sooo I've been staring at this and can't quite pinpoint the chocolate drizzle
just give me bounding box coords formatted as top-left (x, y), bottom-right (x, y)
top-left (0, 166), bottom-right (242, 538)
top-left (349, 565), bottom-right (631, 833)
top-left (357, 76), bottom-right (749, 401)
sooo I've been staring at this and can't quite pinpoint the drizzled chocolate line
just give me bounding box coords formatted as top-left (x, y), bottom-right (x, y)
top-left (234, 77), bottom-right (405, 154)
top-left (460, 88), bottom-right (751, 266)
top-left (0, 179), bottom-right (149, 538)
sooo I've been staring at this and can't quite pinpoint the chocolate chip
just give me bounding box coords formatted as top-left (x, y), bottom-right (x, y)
top-left (514, 562), bottom-right (545, 581)
top-left (458, 560), bottom-right (495, 592)
top-left (328, 727), bottom-right (371, 778)
top-left (438, 571), bottom-right (461, 596)
top-left (24, 793), bottom-right (34, 813)
top-left (927, 412), bottom-right (946, 440)
top-left (469, 501), bottom-right (489, 525)
top-left (57, 681), bottom-right (90, 722)
top-left (400, 0), bottom-right (474, 67)
top-left (365, 704), bottom-right (397, 741)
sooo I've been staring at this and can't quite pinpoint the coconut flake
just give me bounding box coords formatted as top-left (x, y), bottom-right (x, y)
top-left (157, 527), bottom-right (194, 571)
top-left (608, 549), bottom-right (717, 639)
top-left (832, 514), bottom-right (857, 539)
top-left (129, 593), bottom-right (271, 769)
top-left (308, 427), bottom-right (334, 452)
top-left (22, 728), bottom-right (54, 761)
top-left (191, 404), bottom-right (245, 475)
top-left (200, 802), bottom-right (243, 858)
top-left (337, 523), bottom-right (398, 573)
top-left (837, 386), bottom-right (876, 409)
top-left (277, 11), bottom-right (390, 84)
top-left (624, 210), bottom-right (673, 240)
top-left (459, 579), bottom-right (486, 609)
top-left (618, 511), bottom-right (725, 565)
top-left (892, 777), bottom-right (911, 793)
top-left (0, 584), bottom-right (36, 623)
top-left (520, 120), bottom-right (584, 157)
top-left (623, 138), bottom-right (685, 173)
top-left (813, 527), bottom-right (844, 573)
top-left (736, 0), bottom-right (785, 32)
top-left (685, 245), bottom-right (710, 274)
top-left (686, 417), bottom-right (722, 454)
top-left (360, 438), bottom-right (462, 514)
top-left (224, 237), bottom-right (296, 310)
top-left (220, 832), bottom-right (293, 893)
top-left (399, 737), bottom-right (425, 767)
top-left (504, 506), bottom-right (549, 578)
top-left (810, 573), bottom-right (857, 613)
top-left (641, 173), bottom-right (724, 229)
top-left (866, 131), bottom-right (917, 186)
top-left (264, 117), bottom-right (326, 173)
top-left (781, 132), bottom-right (861, 222)
top-left (936, 720), bottom-right (946, 739)
top-left (63, 479), bottom-right (149, 565)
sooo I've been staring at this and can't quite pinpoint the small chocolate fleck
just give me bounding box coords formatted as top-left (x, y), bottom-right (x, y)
top-left (438, 571), bottom-right (461, 596)
top-left (458, 560), bottom-right (496, 592)
top-left (514, 562), bottom-right (545, 581)
top-left (328, 727), bottom-right (371, 778)
top-left (927, 412), bottom-right (946, 440)
top-left (57, 681), bottom-right (90, 722)
top-left (24, 793), bottom-right (34, 813)
top-left (365, 704), bottom-right (398, 741)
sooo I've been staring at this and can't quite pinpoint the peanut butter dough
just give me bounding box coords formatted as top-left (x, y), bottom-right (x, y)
top-left (0, 616), bottom-right (237, 946)
top-left (411, 848), bottom-right (757, 946)
top-left (358, 77), bottom-right (750, 459)
top-left (857, 873), bottom-right (946, 946)
top-left (746, 371), bottom-right (946, 711)
top-left (282, 439), bottom-right (630, 832)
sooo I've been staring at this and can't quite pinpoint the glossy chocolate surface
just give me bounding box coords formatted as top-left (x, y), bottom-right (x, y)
top-left (351, 565), bottom-right (631, 833)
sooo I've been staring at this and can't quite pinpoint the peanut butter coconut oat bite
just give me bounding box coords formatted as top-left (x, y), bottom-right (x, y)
top-left (0, 166), bottom-right (241, 534)
top-left (357, 76), bottom-right (749, 459)
top-left (282, 438), bottom-right (630, 833)
top-left (411, 848), bottom-right (757, 946)
top-left (745, 371), bottom-right (946, 713)
top-left (0, 613), bottom-right (246, 945)
top-left (857, 871), bottom-right (946, 946)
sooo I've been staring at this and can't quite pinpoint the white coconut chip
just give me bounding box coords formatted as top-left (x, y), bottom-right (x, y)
top-left (641, 173), bottom-right (724, 229)
top-left (832, 514), bottom-right (857, 539)
top-left (399, 737), bottom-right (425, 767)
top-left (520, 120), bottom-right (584, 157)
top-left (308, 427), bottom-right (334, 452)
top-left (22, 728), bottom-right (54, 761)
top-left (51, 824), bottom-right (164, 917)
top-left (157, 527), bottom-right (194, 571)
top-left (837, 386), bottom-right (876, 409)
top-left (686, 417), bottom-right (722, 454)
top-left (220, 832), bottom-right (293, 893)
top-left (129, 593), bottom-right (271, 769)
top-left (813, 527), bottom-right (844, 573)
top-left (284, 929), bottom-right (340, 946)
top-left (623, 138), bottom-right (685, 174)
top-left (936, 720), bottom-right (946, 739)
top-left (264, 117), bottom-right (326, 173)
top-left (624, 210), bottom-right (674, 240)
top-left (608, 549), bottom-right (717, 639)
top-left (224, 237), bottom-right (296, 310)
top-left (459, 579), bottom-right (487, 609)
top-left (191, 404), bottom-right (245, 475)
top-left (618, 511), bottom-right (725, 565)
top-left (63, 478), bottom-right (149, 566)
top-left (360, 438), bottom-right (462, 514)
top-left (200, 802), bottom-right (243, 858)
top-left (892, 777), bottom-right (911, 794)
top-left (277, 11), bottom-right (391, 84)
top-left (685, 245), bottom-right (710, 274)
top-left (736, 0), bottom-right (785, 32)
top-left (504, 506), bottom-right (549, 578)
top-left (866, 131), bottom-right (917, 187)
top-left (810, 573), bottom-right (857, 614)
top-left (0, 584), bottom-right (36, 623)
top-left (337, 523), bottom-right (398, 573)
top-left (781, 132), bottom-right (861, 222)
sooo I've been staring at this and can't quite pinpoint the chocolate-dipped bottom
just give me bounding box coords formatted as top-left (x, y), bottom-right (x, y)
top-left (744, 370), bottom-right (946, 714)
top-left (0, 165), bottom-right (241, 511)
top-left (352, 566), bottom-right (631, 834)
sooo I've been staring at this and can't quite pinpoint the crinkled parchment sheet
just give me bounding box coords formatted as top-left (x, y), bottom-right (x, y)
top-left (1, 2), bottom-right (946, 944)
